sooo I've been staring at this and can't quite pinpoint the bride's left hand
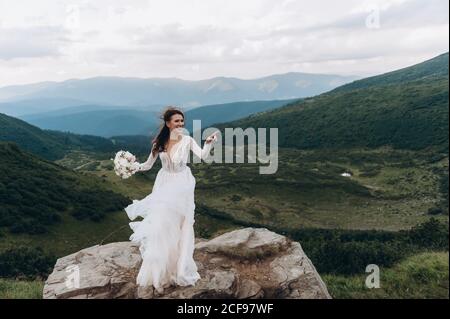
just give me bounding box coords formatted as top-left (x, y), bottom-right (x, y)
top-left (205, 131), bottom-right (219, 144)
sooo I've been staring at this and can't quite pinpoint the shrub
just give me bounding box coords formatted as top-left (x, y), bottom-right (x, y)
top-left (289, 219), bottom-right (449, 276)
top-left (428, 207), bottom-right (444, 215)
top-left (0, 247), bottom-right (56, 279)
top-left (408, 218), bottom-right (449, 250)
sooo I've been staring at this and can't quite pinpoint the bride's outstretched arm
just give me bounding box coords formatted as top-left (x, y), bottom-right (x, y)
top-left (134, 144), bottom-right (158, 172)
top-left (190, 132), bottom-right (218, 160)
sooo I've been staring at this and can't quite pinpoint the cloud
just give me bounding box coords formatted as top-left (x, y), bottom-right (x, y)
top-left (0, 0), bottom-right (448, 86)
top-left (0, 26), bottom-right (69, 60)
top-left (133, 23), bottom-right (233, 46)
top-left (306, 0), bottom-right (449, 31)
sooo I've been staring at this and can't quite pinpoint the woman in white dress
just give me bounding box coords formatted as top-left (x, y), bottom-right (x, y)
top-left (124, 107), bottom-right (218, 293)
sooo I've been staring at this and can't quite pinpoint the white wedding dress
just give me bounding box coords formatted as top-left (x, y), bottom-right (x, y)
top-left (124, 134), bottom-right (215, 292)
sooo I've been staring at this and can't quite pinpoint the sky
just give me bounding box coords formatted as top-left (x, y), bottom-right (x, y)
top-left (0, 0), bottom-right (448, 87)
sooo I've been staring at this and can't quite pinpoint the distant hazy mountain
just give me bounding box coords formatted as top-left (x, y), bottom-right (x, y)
top-left (0, 98), bottom-right (167, 118)
top-left (18, 104), bottom-right (163, 120)
top-left (19, 108), bottom-right (160, 137)
top-left (18, 98), bottom-right (301, 137)
top-left (184, 98), bottom-right (302, 132)
top-left (0, 72), bottom-right (358, 116)
top-left (0, 98), bottom-right (92, 117)
top-left (216, 52), bottom-right (449, 152)
top-left (0, 81), bottom-right (56, 101)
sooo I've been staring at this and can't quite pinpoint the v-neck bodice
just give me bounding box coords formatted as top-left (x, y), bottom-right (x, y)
top-left (164, 137), bottom-right (184, 163)
top-left (159, 135), bottom-right (189, 173)
top-left (134, 134), bottom-right (216, 174)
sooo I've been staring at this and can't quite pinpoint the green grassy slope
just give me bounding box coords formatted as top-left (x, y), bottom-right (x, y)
top-left (324, 251), bottom-right (449, 299)
top-left (331, 52), bottom-right (448, 93)
top-left (0, 141), bottom-right (131, 242)
top-left (184, 98), bottom-right (302, 131)
top-left (215, 53), bottom-right (449, 152)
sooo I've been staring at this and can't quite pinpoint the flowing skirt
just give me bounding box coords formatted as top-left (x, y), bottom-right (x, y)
top-left (124, 166), bottom-right (201, 291)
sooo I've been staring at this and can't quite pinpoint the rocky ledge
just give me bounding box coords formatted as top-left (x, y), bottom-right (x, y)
top-left (43, 227), bottom-right (331, 299)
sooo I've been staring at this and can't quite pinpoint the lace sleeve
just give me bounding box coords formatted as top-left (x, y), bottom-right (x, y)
top-left (189, 136), bottom-right (216, 160)
top-left (134, 144), bottom-right (158, 172)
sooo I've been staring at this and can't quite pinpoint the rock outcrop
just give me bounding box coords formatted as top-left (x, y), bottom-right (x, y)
top-left (43, 228), bottom-right (331, 299)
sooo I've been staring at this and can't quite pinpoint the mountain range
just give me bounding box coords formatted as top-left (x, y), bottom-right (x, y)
top-left (17, 98), bottom-right (301, 137)
top-left (1, 52), bottom-right (448, 159)
top-left (0, 72), bottom-right (358, 117)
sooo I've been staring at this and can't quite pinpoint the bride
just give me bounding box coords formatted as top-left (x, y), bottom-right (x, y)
top-left (124, 107), bottom-right (218, 293)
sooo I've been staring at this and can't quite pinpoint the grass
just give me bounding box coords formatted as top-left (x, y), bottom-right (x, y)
top-left (55, 146), bottom-right (448, 237)
top-left (0, 278), bottom-right (44, 299)
top-left (0, 211), bottom-right (133, 258)
top-left (323, 251), bottom-right (449, 299)
top-left (190, 146), bottom-right (448, 231)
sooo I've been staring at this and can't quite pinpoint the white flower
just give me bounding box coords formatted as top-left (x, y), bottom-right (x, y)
top-left (113, 150), bottom-right (139, 179)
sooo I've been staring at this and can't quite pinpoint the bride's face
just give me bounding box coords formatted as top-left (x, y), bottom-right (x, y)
top-left (166, 114), bottom-right (185, 132)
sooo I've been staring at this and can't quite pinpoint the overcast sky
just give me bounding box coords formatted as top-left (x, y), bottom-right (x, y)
top-left (0, 0), bottom-right (448, 87)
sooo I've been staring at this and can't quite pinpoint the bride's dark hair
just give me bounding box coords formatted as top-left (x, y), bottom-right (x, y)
top-left (151, 106), bottom-right (185, 156)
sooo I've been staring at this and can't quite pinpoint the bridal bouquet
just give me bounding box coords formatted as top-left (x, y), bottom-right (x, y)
top-left (111, 150), bottom-right (139, 179)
